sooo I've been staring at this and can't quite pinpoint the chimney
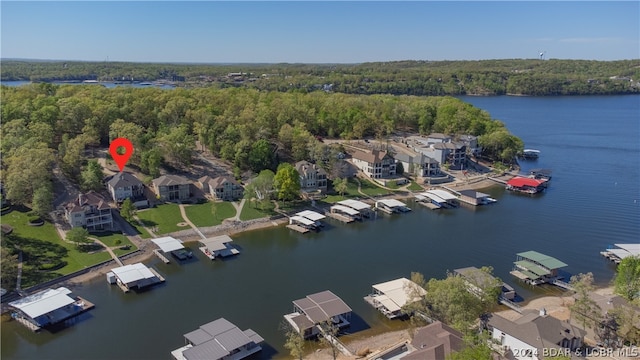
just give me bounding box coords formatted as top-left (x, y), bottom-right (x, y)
top-left (539, 308), bottom-right (547, 317)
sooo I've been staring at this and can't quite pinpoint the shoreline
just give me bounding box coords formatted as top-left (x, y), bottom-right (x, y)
top-left (34, 173), bottom-right (510, 290)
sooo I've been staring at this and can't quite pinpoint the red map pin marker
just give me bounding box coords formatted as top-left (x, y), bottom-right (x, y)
top-left (109, 138), bottom-right (134, 172)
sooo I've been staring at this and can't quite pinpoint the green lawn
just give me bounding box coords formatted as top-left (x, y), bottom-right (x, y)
top-left (184, 202), bottom-right (236, 227)
top-left (239, 200), bottom-right (275, 221)
top-left (407, 181), bottom-right (424, 191)
top-left (358, 178), bottom-right (392, 196)
top-left (136, 204), bottom-right (185, 235)
top-left (131, 218), bottom-right (152, 239)
top-left (1, 208), bottom-right (112, 287)
top-left (92, 231), bottom-right (138, 257)
top-left (385, 180), bottom-right (400, 189)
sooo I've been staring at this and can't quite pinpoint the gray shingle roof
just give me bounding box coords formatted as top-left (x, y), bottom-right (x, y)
top-left (152, 175), bottom-right (191, 187)
top-left (293, 290), bottom-right (352, 324)
top-left (182, 318), bottom-right (262, 360)
top-left (107, 172), bottom-right (142, 189)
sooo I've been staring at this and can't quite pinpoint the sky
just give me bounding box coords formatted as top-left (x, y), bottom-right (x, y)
top-left (1, 1), bottom-right (638, 63)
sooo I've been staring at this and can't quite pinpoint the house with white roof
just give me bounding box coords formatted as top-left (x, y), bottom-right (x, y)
top-left (171, 317), bottom-right (264, 360)
top-left (364, 277), bottom-right (427, 319)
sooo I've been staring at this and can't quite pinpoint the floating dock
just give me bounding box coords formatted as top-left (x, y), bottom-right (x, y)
top-left (287, 224), bottom-right (310, 233)
top-left (153, 249), bottom-right (170, 264)
top-left (601, 244), bottom-right (640, 264)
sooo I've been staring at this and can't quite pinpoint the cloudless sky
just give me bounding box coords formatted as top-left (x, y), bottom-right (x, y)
top-left (1, 1), bottom-right (638, 63)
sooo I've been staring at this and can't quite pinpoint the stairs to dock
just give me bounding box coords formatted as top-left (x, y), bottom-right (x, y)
top-left (551, 279), bottom-right (574, 291)
top-left (498, 296), bottom-right (522, 313)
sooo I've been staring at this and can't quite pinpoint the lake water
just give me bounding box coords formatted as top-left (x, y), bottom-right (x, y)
top-left (2, 95), bottom-right (639, 360)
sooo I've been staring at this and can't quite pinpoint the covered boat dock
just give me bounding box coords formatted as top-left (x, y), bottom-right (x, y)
top-left (151, 236), bottom-right (192, 263)
top-left (375, 199), bottom-right (410, 214)
top-left (506, 177), bottom-right (546, 194)
top-left (425, 190), bottom-right (458, 207)
top-left (510, 251), bottom-right (568, 286)
top-left (457, 190), bottom-right (496, 206)
top-left (364, 278), bottom-right (426, 319)
top-left (337, 199), bottom-right (373, 218)
top-left (107, 263), bottom-right (165, 293)
top-left (601, 244), bottom-right (640, 264)
top-left (284, 290), bottom-right (352, 339)
top-left (329, 204), bottom-right (359, 222)
top-left (198, 235), bottom-right (239, 260)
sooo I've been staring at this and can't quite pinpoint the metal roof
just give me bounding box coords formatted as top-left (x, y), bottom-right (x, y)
top-left (331, 205), bottom-right (360, 216)
top-left (293, 290), bottom-right (352, 324)
top-left (458, 190), bottom-right (490, 199)
top-left (290, 216), bottom-right (315, 226)
top-left (614, 243), bottom-right (640, 255)
top-left (372, 278), bottom-right (426, 310)
top-left (517, 251), bottom-right (568, 269)
top-left (376, 199), bottom-right (407, 208)
top-left (420, 192), bottom-right (447, 203)
top-left (182, 318), bottom-right (261, 360)
top-left (9, 287), bottom-right (76, 319)
top-left (296, 210), bottom-right (326, 221)
top-left (515, 260), bottom-right (551, 276)
top-left (151, 236), bottom-right (185, 253)
top-left (199, 235), bottom-right (233, 252)
top-left (426, 189), bottom-right (457, 201)
top-left (110, 263), bottom-right (156, 285)
top-left (338, 199), bottom-right (371, 210)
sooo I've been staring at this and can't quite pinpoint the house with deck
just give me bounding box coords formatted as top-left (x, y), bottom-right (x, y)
top-left (351, 149), bottom-right (396, 179)
top-left (199, 175), bottom-right (243, 201)
top-left (510, 251), bottom-right (568, 286)
top-left (394, 153), bottom-right (441, 178)
top-left (107, 172), bottom-right (145, 204)
top-left (284, 290), bottom-right (352, 339)
top-left (364, 277), bottom-right (427, 319)
top-left (152, 175), bottom-right (192, 202)
top-left (170, 318), bottom-right (264, 360)
top-left (488, 309), bottom-right (586, 360)
top-left (8, 287), bottom-right (94, 331)
top-left (65, 191), bottom-right (113, 231)
top-left (295, 160), bottom-right (328, 193)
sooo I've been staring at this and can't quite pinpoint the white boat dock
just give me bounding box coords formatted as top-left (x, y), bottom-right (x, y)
top-left (375, 199), bottom-right (410, 214)
top-left (198, 235), bottom-right (239, 260)
top-left (425, 190), bottom-right (458, 207)
top-left (329, 205), bottom-right (359, 223)
top-left (337, 199), bottom-right (373, 217)
top-left (601, 244), bottom-right (640, 264)
top-left (414, 194), bottom-right (441, 210)
top-left (107, 263), bottom-right (165, 293)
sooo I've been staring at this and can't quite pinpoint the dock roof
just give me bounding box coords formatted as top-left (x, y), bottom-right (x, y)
top-left (337, 199), bottom-right (371, 210)
top-left (331, 205), bottom-right (360, 216)
top-left (426, 189), bottom-right (457, 201)
top-left (372, 278), bottom-right (426, 311)
top-left (293, 290), bottom-right (352, 324)
top-left (458, 190), bottom-right (490, 199)
top-left (376, 199), bottom-right (407, 208)
top-left (9, 287), bottom-right (76, 319)
top-left (199, 235), bottom-right (233, 252)
top-left (290, 216), bottom-right (315, 226)
top-left (111, 263), bottom-right (156, 285)
top-left (151, 236), bottom-right (185, 253)
top-left (296, 210), bottom-right (326, 221)
top-left (183, 318), bottom-right (262, 360)
top-left (507, 177), bottom-right (546, 188)
top-left (420, 192), bottom-right (447, 203)
top-left (517, 251), bottom-right (568, 269)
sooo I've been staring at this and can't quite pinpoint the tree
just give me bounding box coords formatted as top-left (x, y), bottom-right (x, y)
top-left (273, 163), bottom-right (301, 204)
top-left (425, 272), bottom-right (484, 333)
top-left (159, 124), bottom-right (195, 167)
top-left (609, 304), bottom-right (640, 346)
top-left (0, 247), bottom-right (19, 290)
top-left (244, 170), bottom-right (275, 209)
top-left (595, 313), bottom-right (620, 348)
top-left (4, 142), bottom-right (55, 208)
top-left (614, 256), bottom-right (640, 303)
top-left (140, 148), bottom-right (163, 178)
top-left (569, 272), bottom-right (602, 331)
top-left (81, 160), bottom-right (104, 191)
top-left (333, 177), bottom-right (348, 197)
top-left (66, 227), bottom-right (91, 248)
top-left (120, 198), bottom-right (136, 222)
top-left (396, 161), bottom-right (405, 175)
top-left (319, 320), bottom-right (340, 360)
top-left (32, 185), bottom-right (54, 218)
top-left (249, 139), bottom-right (274, 173)
top-left (447, 334), bottom-right (493, 360)
top-left (283, 326), bottom-right (305, 360)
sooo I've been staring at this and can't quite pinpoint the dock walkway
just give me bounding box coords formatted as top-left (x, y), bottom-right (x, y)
top-left (153, 249), bottom-right (170, 264)
top-left (498, 296), bottom-right (522, 313)
top-left (286, 224), bottom-right (310, 233)
top-left (551, 279), bottom-right (574, 291)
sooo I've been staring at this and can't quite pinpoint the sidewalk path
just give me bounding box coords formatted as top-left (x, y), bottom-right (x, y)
top-left (88, 237), bottom-right (124, 267)
top-left (178, 204), bottom-right (206, 239)
top-left (231, 199), bottom-right (246, 221)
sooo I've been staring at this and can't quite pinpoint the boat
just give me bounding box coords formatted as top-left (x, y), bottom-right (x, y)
top-left (483, 197), bottom-right (498, 204)
top-left (520, 149), bottom-right (540, 159)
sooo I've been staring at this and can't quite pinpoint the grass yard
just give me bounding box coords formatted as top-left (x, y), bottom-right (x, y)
top-left (358, 178), bottom-right (392, 196)
top-left (136, 203), bottom-right (185, 235)
top-left (131, 218), bottom-right (152, 239)
top-left (1, 208), bottom-right (112, 288)
top-left (184, 202), bottom-right (236, 227)
top-left (407, 181), bottom-right (424, 191)
top-left (239, 200), bottom-right (275, 221)
top-left (92, 231), bottom-right (138, 257)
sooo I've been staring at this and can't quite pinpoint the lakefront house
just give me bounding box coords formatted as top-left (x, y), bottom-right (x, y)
top-left (295, 160), bottom-right (328, 193)
top-left (152, 175), bottom-right (192, 202)
top-left (106, 172), bottom-right (145, 203)
top-left (351, 149), bottom-right (397, 179)
top-left (199, 176), bottom-right (244, 201)
top-left (65, 191), bottom-right (113, 231)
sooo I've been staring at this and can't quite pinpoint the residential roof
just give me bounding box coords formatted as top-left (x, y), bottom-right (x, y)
top-left (517, 251), bottom-right (568, 269)
top-left (331, 205), bottom-right (360, 216)
top-left (66, 191), bottom-right (111, 213)
top-left (107, 172), bottom-right (142, 189)
top-left (372, 278), bottom-right (426, 310)
top-left (458, 190), bottom-right (490, 199)
top-left (208, 176), bottom-right (241, 190)
top-left (293, 290), bottom-right (352, 324)
top-left (199, 235), bottom-right (233, 252)
top-left (351, 149), bottom-right (391, 164)
top-left (110, 263), bottom-right (157, 285)
top-left (183, 318), bottom-right (262, 360)
top-left (394, 153), bottom-right (439, 165)
top-left (427, 133), bottom-right (451, 139)
top-left (337, 199), bottom-right (371, 211)
top-left (402, 321), bottom-right (464, 360)
top-left (507, 177), bottom-right (546, 188)
top-left (376, 199), bottom-right (407, 208)
top-left (425, 189), bottom-right (457, 201)
top-left (296, 210), bottom-right (326, 221)
top-left (151, 236), bottom-right (185, 253)
top-left (9, 287), bottom-right (76, 319)
top-left (295, 160), bottom-right (327, 175)
top-left (152, 175), bottom-right (191, 187)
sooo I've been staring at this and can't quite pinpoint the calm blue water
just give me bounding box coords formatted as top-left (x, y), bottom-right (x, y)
top-left (2, 95), bottom-right (639, 360)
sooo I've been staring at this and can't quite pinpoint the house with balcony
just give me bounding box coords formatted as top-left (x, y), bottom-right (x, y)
top-left (107, 172), bottom-right (145, 203)
top-left (295, 161), bottom-right (328, 193)
top-left (199, 176), bottom-right (244, 201)
top-left (152, 175), bottom-right (191, 202)
top-left (351, 149), bottom-right (396, 179)
top-left (65, 191), bottom-right (113, 232)
top-left (394, 153), bottom-right (441, 178)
